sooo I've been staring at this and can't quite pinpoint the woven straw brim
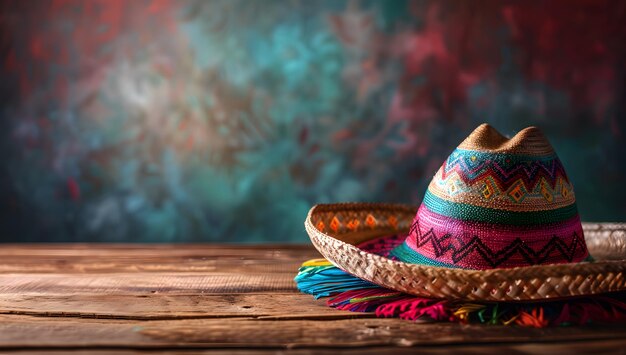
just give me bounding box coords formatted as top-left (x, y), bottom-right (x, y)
top-left (305, 203), bottom-right (626, 302)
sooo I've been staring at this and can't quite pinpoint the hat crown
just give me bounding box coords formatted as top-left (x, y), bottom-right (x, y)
top-left (391, 124), bottom-right (589, 270)
top-left (458, 123), bottom-right (554, 156)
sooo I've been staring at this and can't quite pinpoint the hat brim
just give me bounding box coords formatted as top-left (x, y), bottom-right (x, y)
top-left (306, 203), bottom-right (626, 302)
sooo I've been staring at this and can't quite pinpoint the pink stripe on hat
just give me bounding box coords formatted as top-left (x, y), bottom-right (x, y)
top-left (404, 204), bottom-right (588, 269)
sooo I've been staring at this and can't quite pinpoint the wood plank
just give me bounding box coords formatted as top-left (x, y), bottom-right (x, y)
top-left (4, 339), bottom-right (626, 354)
top-left (0, 315), bottom-right (624, 349)
top-left (0, 258), bottom-right (307, 274)
top-left (2, 339), bottom-right (626, 355)
top-left (0, 273), bottom-right (299, 294)
top-left (137, 318), bottom-right (626, 348)
top-left (0, 244), bottom-right (316, 257)
top-left (0, 244), bottom-right (320, 274)
top-left (0, 294), bottom-right (370, 320)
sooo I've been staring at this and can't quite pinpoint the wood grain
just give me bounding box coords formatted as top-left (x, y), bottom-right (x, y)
top-left (0, 273), bottom-right (298, 294)
top-left (0, 244), bottom-right (319, 274)
top-left (0, 315), bottom-right (625, 349)
top-left (0, 244), bottom-right (624, 353)
top-left (2, 341), bottom-right (626, 355)
top-left (0, 294), bottom-right (368, 320)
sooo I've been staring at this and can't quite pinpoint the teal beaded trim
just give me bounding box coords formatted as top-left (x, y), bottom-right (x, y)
top-left (423, 190), bottom-right (579, 225)
top-left (452, 148), bottom-right (558, 164)
top-left (388, 242), bottom-right (461, 269)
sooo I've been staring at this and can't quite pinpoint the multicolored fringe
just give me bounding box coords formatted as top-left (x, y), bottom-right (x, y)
top-left (295, 259), bottom-right (626, 327)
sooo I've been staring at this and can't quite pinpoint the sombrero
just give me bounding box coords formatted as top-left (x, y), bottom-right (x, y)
top-left (295, 124), bottom-right (626, 326)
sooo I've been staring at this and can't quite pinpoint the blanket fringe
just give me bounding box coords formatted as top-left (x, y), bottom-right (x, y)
top-left (295, 258), bottom-right (626, 327)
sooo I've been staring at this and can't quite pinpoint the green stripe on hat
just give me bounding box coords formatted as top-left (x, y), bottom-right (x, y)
top-left (389, 242), bottom-right (461, 268)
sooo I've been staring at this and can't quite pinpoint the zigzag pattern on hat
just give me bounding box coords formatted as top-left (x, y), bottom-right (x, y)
top-left (442, 149), bottom-right (570, 192)
top-left (407, 218), bottom-right (588, 268)
top-left (431, 149), bottom-right (576, 211)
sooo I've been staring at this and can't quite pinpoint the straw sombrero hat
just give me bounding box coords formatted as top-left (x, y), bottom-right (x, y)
top-left (296, 124), bottom-right (626, 326)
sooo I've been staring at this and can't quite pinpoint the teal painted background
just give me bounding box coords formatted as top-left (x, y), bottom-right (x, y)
top-left (0, 0), bottom-right (625, 242)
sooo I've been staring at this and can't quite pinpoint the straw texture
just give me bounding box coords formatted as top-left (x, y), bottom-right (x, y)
top-left (457, 124), bottom-right (555, 156)
top-left (305, 203), bottom-right (626, 302)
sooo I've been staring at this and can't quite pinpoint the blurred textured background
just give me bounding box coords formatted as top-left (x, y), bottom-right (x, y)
top-left (0, 0), bottom-right (624, 242)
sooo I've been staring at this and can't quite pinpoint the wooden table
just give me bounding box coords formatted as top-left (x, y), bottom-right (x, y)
top-left (0, 244), bottom-right (625, 354)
